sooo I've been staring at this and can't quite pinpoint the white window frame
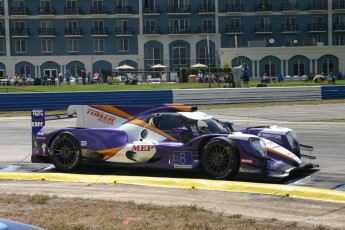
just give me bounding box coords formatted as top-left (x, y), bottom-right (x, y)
top-left (15, 39), bottom-right (26, 53)
top-left (67, 39), bottom-right (79, 52)
top-left (118, 38), bottom-right (129, 52)
top-left (41, 39), bottom-right (53, 53)
top-left (93, 38), bottom-right (105, 52)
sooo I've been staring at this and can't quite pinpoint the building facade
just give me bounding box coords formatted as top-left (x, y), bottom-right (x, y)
top-left (0, 0), bottom-right (344, 79)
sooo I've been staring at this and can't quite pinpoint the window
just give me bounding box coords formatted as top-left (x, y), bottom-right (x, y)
top-left (13, 0), bottom-right (25, 7)
top-left (169, 19), bottom-right (190, 30)
top-left (259, 17), bottom-right (270, 27)
top-left (66, 0), bottom-right (77, 9)
top-left (92, 0), bottom-right (103, 8)
top-left (230, 18), bottom-right (241, 27)
top-left (334, 34), bottom-right (345, 46)
top-left (322, 59), bottom-right (334, 75)
top-left (168, 0), bottom-right (189, 6)
top-left (67, 21), bottom-right (78, 30)
top-left (0, 39), bottom-right (5, 53)
top-left (14, 21), bottom-right (25, 30)
top-left (146, 47), bottom-right (161, 67)
top-left (41, 39), bottom-right (53, 53)
top-left (117, 20), bottom-right (128, 29)
top-left (144, 0), bottom-right (154, 8)
top-left (20, 65), bottom-right (31, 77)
top-left (40, 0), bottom-right (51, 8)
top-left (264, 61), bottom-right (276, 77)
top-left (40, 21), bottom-right (52, 30)
top-left (15, 39), bottom-right (26, 53)
top-left (118, 38), bottom-right (128, 52)
top-left (67, 39), bottom-right (79, 52)
top-left (93, 20), bottom-right (104, 29)
top-left (293, 60), bottom-right (305, 76)
top-left (173, 41), bottom-right (187, 65)
top-left (93, 38), bottom-right (105, 52)
top-left (198, 46), bottom-right (213, 66)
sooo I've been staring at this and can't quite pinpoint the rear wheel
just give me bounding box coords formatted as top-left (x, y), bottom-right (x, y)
top-left (50, 132), bottom-right (81, 172)
top-left (201, 137), bottom-right (239, 179)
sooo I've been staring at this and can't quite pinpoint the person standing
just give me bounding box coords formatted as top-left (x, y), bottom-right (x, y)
top-left (81, 69), bottom-right (87, 85)
top-left (242, 63), bottom-right (250, 87)
top-left (65, 70), bottom-right (71, 85)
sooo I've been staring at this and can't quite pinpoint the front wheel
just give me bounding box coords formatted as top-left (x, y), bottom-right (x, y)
top-left (49, 132), bottom-right (81, 172)
top-left (200, 137), bottom-right (239, 180)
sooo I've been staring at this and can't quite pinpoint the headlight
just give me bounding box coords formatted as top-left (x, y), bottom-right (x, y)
top-left (286, 131), bottom-right (299, 148)
top-left (249, 137), bottom-right (267, 158)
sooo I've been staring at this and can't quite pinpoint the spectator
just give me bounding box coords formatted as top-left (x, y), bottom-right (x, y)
top-left (13, 74), bottom-right (21, 86)
top-left (81, 69), bottom-right (87, 85)
top-left (328, 72), bottom-right (336, 84)
top-left (197, 71), bottom-right (204, 82)
top-left (58, 73), bottom-right (64, 86)
top-left (262, 72), bottom-right (270, 83)
top-left (242, 63), bottom-right (250, 87)
top-left (65, 70), bottom-right (71, 85)
top-left (50, 74), bottom-right (56, 85)
top-left (87, 72), bottom-right (91, 84)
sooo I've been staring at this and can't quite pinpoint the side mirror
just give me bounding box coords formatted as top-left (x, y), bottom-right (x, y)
top-left (172, 127), bottom-right (189, 134)
top-left (223, 121), bottom-right (234, 131)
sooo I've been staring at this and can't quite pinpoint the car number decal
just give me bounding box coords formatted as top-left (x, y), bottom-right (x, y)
top-left (173, 151), bottom-right (193, 168)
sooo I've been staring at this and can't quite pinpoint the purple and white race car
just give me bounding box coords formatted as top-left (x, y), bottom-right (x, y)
top-left (31, 104), bottom-right (317, 180)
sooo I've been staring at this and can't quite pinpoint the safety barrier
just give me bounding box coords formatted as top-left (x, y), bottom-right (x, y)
top-left (0, 86), bottom-right (344, 111)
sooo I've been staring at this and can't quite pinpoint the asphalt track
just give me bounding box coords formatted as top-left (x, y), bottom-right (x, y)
top-left (0, 103), bottom-right (345, 228)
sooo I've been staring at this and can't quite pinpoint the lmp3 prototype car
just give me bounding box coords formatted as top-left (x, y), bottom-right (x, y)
top-left (31, 104), bottom-right (317, 180)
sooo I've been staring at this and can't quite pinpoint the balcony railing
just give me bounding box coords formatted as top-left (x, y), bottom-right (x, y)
top-left (198, 5), bottom-right (215, 13)
top-left (114, 6), bottom-right (134, 14)
top-left (11, 7), bottom-right (29, 15)
top-left (38, 28), bottom-right (56, 36)
top-left (12, 28), bottom-right (30, 36)
top-left (65, 27), bottom-right (83, 36)
top-left (255, 24), bottom-right (272, 33)
top-left (197, 26), bottom-right (215, 33)
top-left (281, 24), bottom-right (299, 33)
top-left (226, 25), bottom-right (243, 34)
top-left (333, 23), bottom-right (345, 31)
top-left (255, 4), bottom-right (272, 11)
top-left (143, 6), bottom-right (161, 14)
top-left (115, 27), bottom-right (133, 35)
top-left (225, 4), bottom-right (243, 13)
top-left (308, 23), bottom-right (326, 32)
top-left (90, 6), bottom-right (108, 14)
top-left (334, 1), bottom-right (345, 10)
top-left (38, 7), bottom-right (56, 15)
top-left (167, 5), bottom-right (191, 14)
top-left (143, 26), bottom-right (161, 34)
top-left (281, 3), bottom-right (299, 11)
top-left (91, 27), bottom-right (109, 36)
top-left (168, 26), bottom-right (191, 34)
top-left (309, 3), bottom-right (326, 11)
top-left (64, 7), bottom-right (82, 15)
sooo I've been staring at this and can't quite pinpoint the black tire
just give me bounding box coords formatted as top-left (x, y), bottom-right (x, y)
top-left (200, 137), bottom-right (239, 180)
top-left (49, 132), bottom-right (82, 172)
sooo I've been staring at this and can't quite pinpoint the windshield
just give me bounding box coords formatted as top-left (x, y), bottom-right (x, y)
top-left (190, 118), bottom-right (231, 135)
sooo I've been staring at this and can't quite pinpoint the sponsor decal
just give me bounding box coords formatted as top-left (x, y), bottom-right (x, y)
top-left (33, 148), bottom-right (40, 155)
top-left (241, 159), bottom-right (253, 164)
top-left (80, 141), bottom-right (87, 147)
top-left (87, 108), bottom-right (116, 125)
top-left (239, 167), bottom-right (260, 173)
top-left (132, 145), bottom-right (155, 152)
top-left (259, 133), bottom-right (282, 139)
top-left (141, 130), bottom-right (148, 139)
top-left (32, 109), bottom-right (45, 135)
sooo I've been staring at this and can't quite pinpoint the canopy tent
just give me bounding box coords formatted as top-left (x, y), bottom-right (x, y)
top-left (190, 63), bottom-right (208, 68)
top-left (150, 64), bottom-right (167, 69)
top-left (115, 64), bottom-right (135, 70)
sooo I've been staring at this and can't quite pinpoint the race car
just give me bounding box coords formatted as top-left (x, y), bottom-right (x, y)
top-left (31, 104), bottom-right (317, 180)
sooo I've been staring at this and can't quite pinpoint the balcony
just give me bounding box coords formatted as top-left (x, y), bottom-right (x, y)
top-left (143, 26), bottom-right (161, 35)
top-left (255, 24), bottom-right (272, 34)
top-left (115, 27), bottom-right (133, 36)
top-left (65, 27), bottom-right (83, 37)
top-left (308, 3), bottom-right (326, 11)
top-left (333, 23), bottom-right (345, 32)
top-left (168, 26), bottom-right (191, 34)
top-left (255, 4), bottom-right (272, 12)
top-left (225, 4), bottom-right (243, 13)
top-left (167, 5), bottom-right (191, 14)
top-left (11, 7), bottom-right (29, 15)
top-left (37, 7), bottom-right (56, 15)
top-left (64, 7), bottom-right (82, 15)
top-left (197, 26), bottom-right (215, 34)
top-left (38, 28), bottom-right (56, 37)
top-left (281, 3), bottom-right (299, 12)
top-left (90, 6), bottom-right (108, 14)
top-left (225, 25), bottom-right (243, 34)
top-left (334, 2), bottom-right (345, 10)
top-left (0, 28), bottom-right (5, 36)
top-left (91, 27), bottom-right (109, 36)
top-left (114, 6), bottom-right (134, 14)
top-left (197, 5), bottom-right (215, 13)
top-left (308, 23), bottom-right (326, 32)
top-left (281, 24), bottom-right (299, 33)
top-left (12, 28), bottom-right (30, 37)
top-left (143, 6), bottom-right (161, 14)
